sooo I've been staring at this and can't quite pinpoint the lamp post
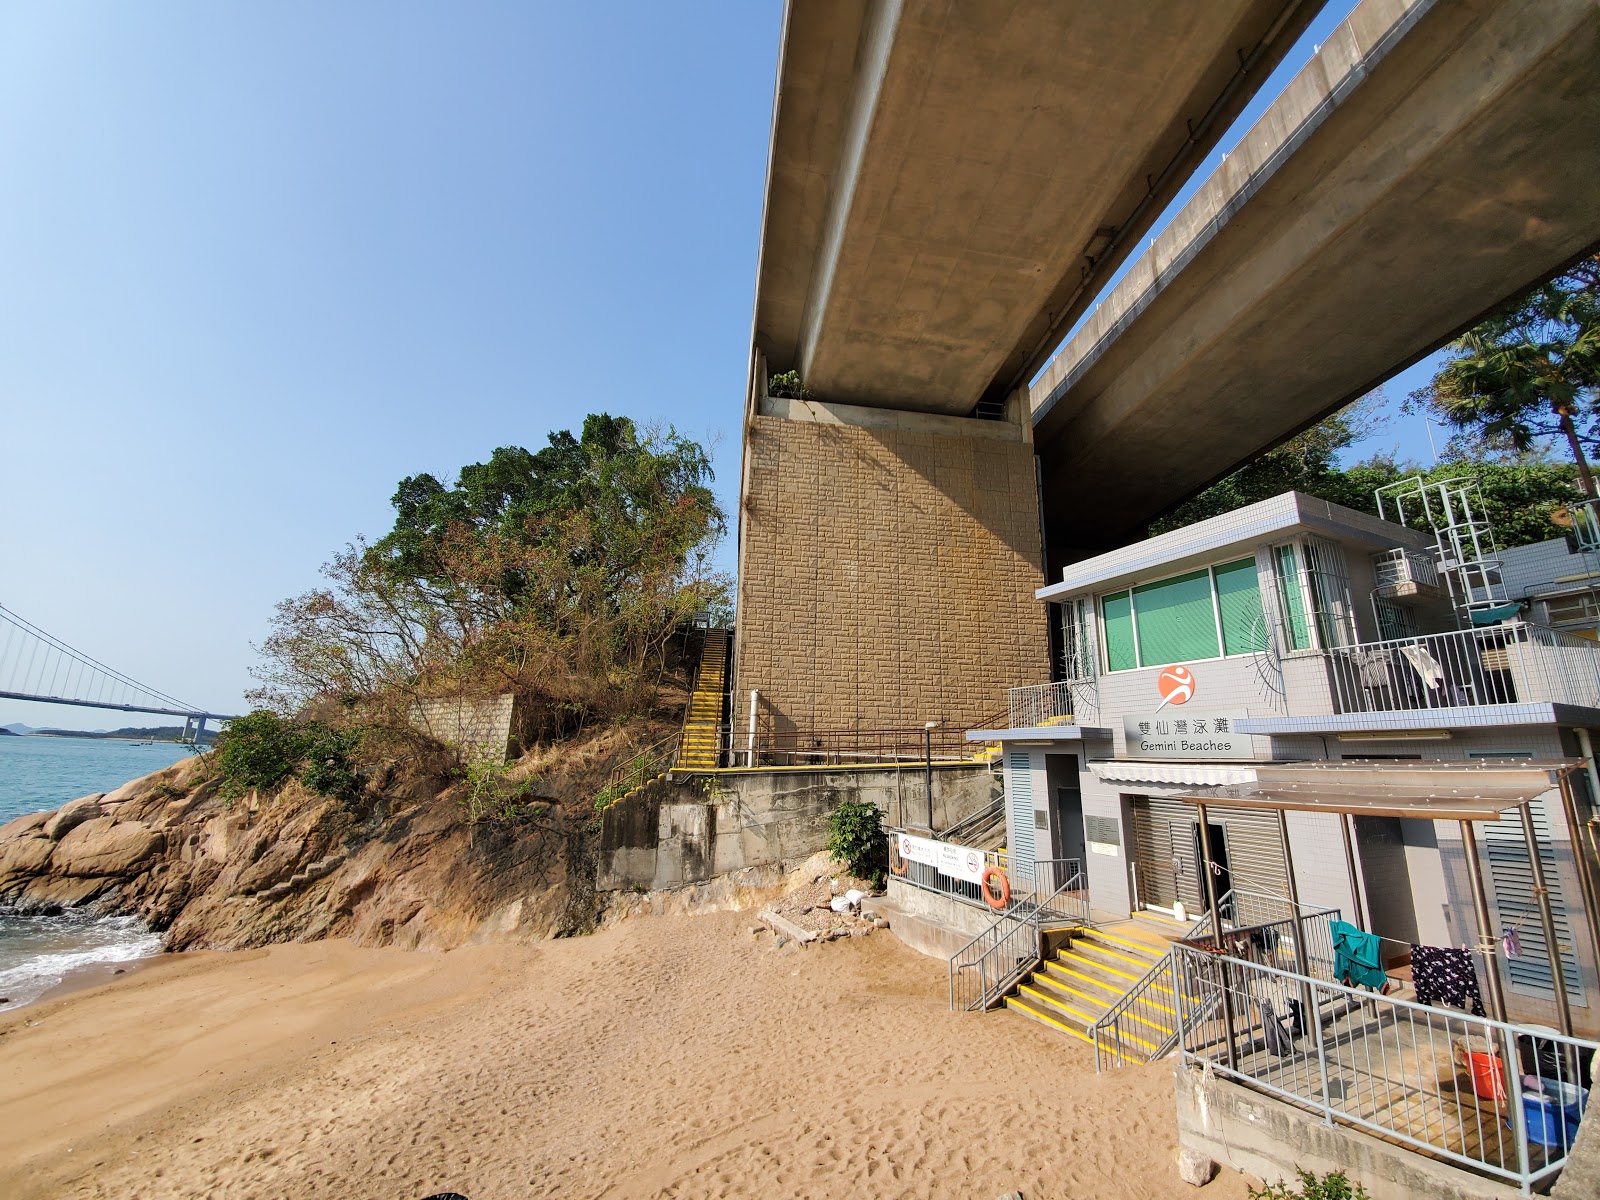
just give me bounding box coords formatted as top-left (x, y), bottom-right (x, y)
top-left (924, 722), bottom-right (938, 833)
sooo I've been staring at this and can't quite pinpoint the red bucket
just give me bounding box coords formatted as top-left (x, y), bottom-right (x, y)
top-left (1463, 1048), bottom-right (1507, 1101)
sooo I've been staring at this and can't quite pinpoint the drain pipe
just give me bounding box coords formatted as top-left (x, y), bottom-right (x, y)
top-left (746, 690), bottom-right (758, 768)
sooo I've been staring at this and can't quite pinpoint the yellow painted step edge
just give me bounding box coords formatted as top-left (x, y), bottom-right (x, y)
top-left (1053, 953), bottom-right (1147, 984)
top-left (1005, 997), bottom-right (1093, 1044)
top-left (1018, 984), bottom-right (1097, 1025)
top-left (1082, 928), bottom-right (1176, 956)
top-left (1070, 940), bottom-right (1162, 969)
top-left (1041, 961), bottom-right (1124, 994)
top-left (1029, 973), bottom-right (1117, 1013)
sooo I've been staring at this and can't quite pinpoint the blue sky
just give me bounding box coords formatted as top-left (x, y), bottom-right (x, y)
top-left (0, 1), bottom-right (1449, 728)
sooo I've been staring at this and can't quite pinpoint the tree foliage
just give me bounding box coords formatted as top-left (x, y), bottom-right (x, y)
top-left (1407, 254), bottom-right (1600, 491)
top-left (826, 799), bottom-right (888, 889)
top-left (1150, 396), bottom-right (1582, 550)
top-left (210, 710), bottom-right (365, 804)
top-left (249, 415), bottom-right (728, 744)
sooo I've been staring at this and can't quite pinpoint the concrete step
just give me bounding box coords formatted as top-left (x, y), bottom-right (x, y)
top-left (1004, 993), bottom-right (1093, 1044)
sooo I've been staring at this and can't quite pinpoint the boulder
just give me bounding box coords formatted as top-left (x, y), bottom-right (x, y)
top-left (1177, 1148), bottom-right (1215, 1187)
top-left (52, 819), bottom-right (163, 878)
top-left (43, 794), bottom-right (106, 841)
top-left (0, 837), bottom-right (55, 889)
top-left (0, 811), bottom-right (49, 842)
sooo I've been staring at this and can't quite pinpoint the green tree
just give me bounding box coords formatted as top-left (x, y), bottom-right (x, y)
top-left (249, 415), bottom-right (729, 743)
top-left (1409, 254), bottom-right (1600, 495)
top-left (1151, 395), bottom-right (1383, 534)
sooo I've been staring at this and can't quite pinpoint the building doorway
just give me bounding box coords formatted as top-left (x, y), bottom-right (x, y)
top-left (1045, 753), bottom-right (1085, 890)
top-left (1192, 819), bottom-right (1233, 920)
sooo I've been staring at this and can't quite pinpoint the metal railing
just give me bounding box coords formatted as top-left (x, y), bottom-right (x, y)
top-left (1569, 498), bottom-right (1600, 553)
top-left (1321, 620), bottom-right (1600, 714)
top-left (949, 871), bottom-right (1084, 1012)
top-left (1186, 888), bottom-right (1318, 939)
top-left (1007, 680), bottom-right (1075, 729)
top-left (742, 725), bottom-right (982, 768)
top-left (1173, 946), bottom-right (1600, 1191)
top-left (938, 795), bottom-right (1006, 848)
top-left (891, 838), bottom-right (1085, 923)
top-left (592, 733), bottom-right (679, 813)
top-left (1092, 903), bottom-right (1342, 1071)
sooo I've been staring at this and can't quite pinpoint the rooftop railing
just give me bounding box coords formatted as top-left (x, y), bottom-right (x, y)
top-left (1320, 620), bottom-right (1600, 715)
top-left (1006, 680), bottom-right (1075, 728)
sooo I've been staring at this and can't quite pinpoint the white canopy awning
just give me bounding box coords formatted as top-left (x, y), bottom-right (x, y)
top-left (1087, 760), bottom-right (1259, 787)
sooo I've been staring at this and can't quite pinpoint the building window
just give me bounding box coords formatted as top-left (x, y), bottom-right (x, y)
top-left (1272, 537), bottom-right (1355, 651)
top-left (1100, 557), bottom-right (1264, 671)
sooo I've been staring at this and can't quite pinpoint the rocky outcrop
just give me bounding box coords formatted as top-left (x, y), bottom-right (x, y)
top-left (0, 721), bottom-right (677, 952)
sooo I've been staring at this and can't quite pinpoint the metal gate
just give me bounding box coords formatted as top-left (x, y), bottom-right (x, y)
top-left (1128, 794), bottom-right (1288, 913)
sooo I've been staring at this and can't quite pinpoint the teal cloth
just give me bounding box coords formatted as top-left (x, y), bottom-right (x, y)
top-left (1331, 919), bottom-right (1387, 990)
top-left (1470, 602), bottom-right (1523, 626)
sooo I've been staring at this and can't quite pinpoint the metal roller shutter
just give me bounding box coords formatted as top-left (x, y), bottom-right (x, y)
top-left (1483, 795), bottom-right (1586, 1002)
top-left (1127, 795), bottom-right (1288, 913)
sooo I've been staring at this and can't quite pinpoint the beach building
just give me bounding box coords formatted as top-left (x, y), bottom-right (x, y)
top-left (877, 484), bottom-right (1600, 1195)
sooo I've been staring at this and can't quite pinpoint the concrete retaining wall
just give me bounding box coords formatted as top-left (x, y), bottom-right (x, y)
top-left (884, 877), bottom-right (1008, 959)
top-left (597, 762), bottom-right (998, 893)
top-left (1175, 1062), bottom-right (1523, 1200)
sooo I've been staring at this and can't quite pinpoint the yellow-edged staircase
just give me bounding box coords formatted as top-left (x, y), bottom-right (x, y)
top-left (676, 628), bottom-right (729, 770)
top-left (1004, 926), bottom-right (1179, 1064)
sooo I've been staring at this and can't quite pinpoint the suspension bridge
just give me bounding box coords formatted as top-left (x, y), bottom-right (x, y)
top-left (0, 603), bottom-right (238, 743)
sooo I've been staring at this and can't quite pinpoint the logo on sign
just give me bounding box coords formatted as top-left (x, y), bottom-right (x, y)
top-left (1156, 665), bottom-right (1195, 709)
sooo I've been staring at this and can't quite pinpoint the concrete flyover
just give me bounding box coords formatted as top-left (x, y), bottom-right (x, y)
top-left (1030, 0), bottom-right (1600, 560)
top-left (752, 0), bottom-right (1325, 416)
top-left (735, 1), bottom-right (1326, 739)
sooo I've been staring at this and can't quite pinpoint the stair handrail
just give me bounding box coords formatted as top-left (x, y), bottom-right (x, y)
top-left (1088, 946), bottom-right (1180, 1071)
top-left (938, 794), bottom-right (1005, 844)
top-left (593, 732), bottom-right (680, 813)
top-left (948, 870), bottom-right (1082, 1012)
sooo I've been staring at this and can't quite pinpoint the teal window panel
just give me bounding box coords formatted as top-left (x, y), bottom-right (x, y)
top-left (1275, 544), bottom-right (1312, 650)
top-left (1215, 557), bottom-right (1265, 656)
top-left (1103, 591), bottom-right (1137, 672)
top-left (1132, 569), bottom-right (1220, 667)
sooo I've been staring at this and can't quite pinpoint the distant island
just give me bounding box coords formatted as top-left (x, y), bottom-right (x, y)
top-left (0, 727), bottom-right (16, 736)
top-left (29, 725), bottom-right (216, 744)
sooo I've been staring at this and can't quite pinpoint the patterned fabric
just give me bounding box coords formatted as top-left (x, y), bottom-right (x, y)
top-left (1410, 944), bottom-right (1485, 1017)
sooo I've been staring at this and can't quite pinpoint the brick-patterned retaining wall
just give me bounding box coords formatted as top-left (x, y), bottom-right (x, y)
top-left (733, 396), bottom-right (1049, 735)
top-left (411, 694), bottom-right (516, 762)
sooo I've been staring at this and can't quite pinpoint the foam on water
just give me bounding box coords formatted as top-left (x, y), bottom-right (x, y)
top-left (0, 910), bottom-right (163, 1010)
top-left (0, 737), bottom-right (184, 1010)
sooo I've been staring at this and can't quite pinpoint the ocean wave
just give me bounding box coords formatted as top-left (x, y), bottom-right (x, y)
top-left (0, 912), bottom-right (162, 1011)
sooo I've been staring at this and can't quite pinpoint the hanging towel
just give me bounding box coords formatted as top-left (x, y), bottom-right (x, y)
top-left (1400, 643), bottom-right (1445, 691)
top-left (1259, 999), bottom-right (1296, 1058)
top-left (1331, 920), bottom-right (1388, 990)
top-left (1410, 944), bottom-right (1485, 1017)
top-left (1503, 927), bottom-right (1522, 960)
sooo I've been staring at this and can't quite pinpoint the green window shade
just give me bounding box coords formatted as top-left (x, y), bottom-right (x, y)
top-left (1215, 557), bottom-right (1265, 656)
top-left (1102, 591), bottom-right (1137, 672)
top-left (1131, 569), bottom-right (1219, 666)
top-left (1275, 544), bottom-right (1311, 650)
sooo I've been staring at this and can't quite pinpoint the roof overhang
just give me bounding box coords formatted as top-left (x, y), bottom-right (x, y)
top-left (1170, 759), bottom-right (1581, 822)
top-left (967, 724), bottom-right (1113, 743)
top-left (1038, 491), bottom-right (1430, 600)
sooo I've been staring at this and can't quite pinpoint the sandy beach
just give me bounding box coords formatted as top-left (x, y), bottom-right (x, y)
top-left (0, 912), bottom-right (1255, 1199)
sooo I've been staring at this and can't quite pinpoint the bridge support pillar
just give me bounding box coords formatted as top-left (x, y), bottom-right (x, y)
top-left (732, 385), bottom-right (1049, 741)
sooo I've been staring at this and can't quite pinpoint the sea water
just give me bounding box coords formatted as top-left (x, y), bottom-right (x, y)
top-left (0, 737), bottom-right (193, 1009)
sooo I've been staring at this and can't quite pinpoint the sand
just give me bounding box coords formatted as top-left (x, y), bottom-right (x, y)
top-left (0, 913), bottom-right (1257, 1199)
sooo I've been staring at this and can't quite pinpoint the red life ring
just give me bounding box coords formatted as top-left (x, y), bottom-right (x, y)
top-left (980, 866), bottom-right (1010, 910)
top-left (889, 841), bottom-right (908, 875)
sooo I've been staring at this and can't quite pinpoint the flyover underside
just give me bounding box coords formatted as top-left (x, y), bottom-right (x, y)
top-left (754, 0), bottom-right (1322, 416)
top-left (731, 396), bottom-right (1048, 738)
top-left (1033, 0), bottom-right (1600, 560)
